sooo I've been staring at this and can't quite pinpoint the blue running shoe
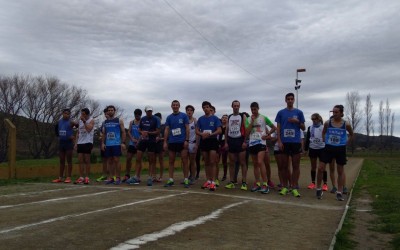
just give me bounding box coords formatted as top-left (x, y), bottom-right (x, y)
top-left (114, 177), bottom-right (121, 185)
top-left (127, 177), bottom-right (140, 185)
top-left (147, 178), bottom-right (153, 186)
top-left (260, 185), bottom-right (270, 194)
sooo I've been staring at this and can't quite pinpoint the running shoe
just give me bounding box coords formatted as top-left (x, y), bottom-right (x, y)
top-left (250, 183), bottom-right (261, 192)
top-left (279, 187), bottom-right (289, 196)
top-left (164, 179), bottom-right (174, 187)
top-left (225, 182), bottom-right (235, 189)
top-left (322, 183), bottom-right (328, 191)
top-left (316, 189), bottom-right (323, 199)
top-left (183, 179), bottom-right (190, 188)
top-left (122, 174), bottom-right (130, 183)
top-left (201, 181), bottom-right (210, 189)
top-left (96, 176), bottom-right (107, 182)
top-left (147, 178), bottom-right (153, 186)
top-left (127, 177), bottom-right (141, 185)
top-left (307, 182), bottom-right (316, 189)
top-left (189, 178), bottom-right (195, 185)
top-left (114, 177), bottom-right (121, 185)
top-left (292, 189), bottom-right (301, 197)
top-left (343, 187), bottom-right (349, 194)
top-left (330, 186), bottom-right (338, 194)
top-left (336, 192), bottom-right (344, 201)
top-left (215, 179), bottom-right (220, 187)
top-left (260, 185), bottom-right (270, 194)
top-left (267, 180), bottom-right (275, 188)
top-left (74, 177), bottom-right (84, 184)
top-left (241, 182), bottom-right (248, 191)
top-left (155, 177), bottom-right (163, 183)
top-left (209, 182), bottom-right (216, 191)
top-left (105, 178), bottom-right (114, 185)
top-left (52, 178), bottom-right (63, 183)
top-left (84, 177), bottom-right (90, 185)
top-left (64, 177), bottom-right (71, 183)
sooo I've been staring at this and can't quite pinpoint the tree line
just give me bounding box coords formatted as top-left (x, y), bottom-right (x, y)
top-left (345, 91), bottom-right (396, 152)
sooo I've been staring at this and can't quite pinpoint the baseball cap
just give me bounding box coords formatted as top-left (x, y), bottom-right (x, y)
top-left (145, 105), bottom-right (153, 112)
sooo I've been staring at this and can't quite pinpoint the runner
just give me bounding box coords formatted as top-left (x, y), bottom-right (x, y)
top-left (102, 105), bottom-right (126, 185)
top-left (275, 93), bottom-right (305, 197)
top-left (245, 102), bottom-right (276, 194)
top-left (154, 112), bottom-right (165, 183)
top-left (163, 100), bottom-right (190, 188)
top-left (316, 105), bottom-right (354, 201)
top-left (224, 100), bottom-right (248, 191)
top-left (126, 105), bottom-right (160, 186)
top-left (196, 101), bottom-right (221, 191)
top-left (52, 108), bottom-right (76, 183)
top-left (74, 108), bottom-right (95, 184)
top-left (304, 113), bottom-right (328, 191)
top-left (123, 108), bottom-right (142, 182)
top-left (186, 105), bottom-right (198, 184)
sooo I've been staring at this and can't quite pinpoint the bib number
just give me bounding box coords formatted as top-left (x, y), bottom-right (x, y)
top-left (203, 130), bottom-right (212, 135)
top-left (59, 130), bottom-right (66, 136)
top-left (328, 135), bottom-right (340, 145)
top-left (284, 129), bottom-right (295, 138)
top-left (171, 128), bottom-right (181, 136)
top-left (107, 132), bottom-right (116, 140)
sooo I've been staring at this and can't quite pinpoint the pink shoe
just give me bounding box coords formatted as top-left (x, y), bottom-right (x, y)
top-left (322, 183), bottom-right (328, 191)
top-left (307, 182), bottom-right (316, 189)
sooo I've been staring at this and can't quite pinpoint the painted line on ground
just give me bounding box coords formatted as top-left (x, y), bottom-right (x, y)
top-left (0, 186), bottom-right (85, 198)
top-left (0, 193), bottom-right (187, 234)
top-left (0, 189), bottom-right (125, 209)
top-left (111, 200), bottom-right (249, 250)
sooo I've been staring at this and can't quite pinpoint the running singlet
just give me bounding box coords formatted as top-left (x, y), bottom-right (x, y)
top-left (77, 118), bottom-right (94, 144)
top-left (325, 120), bottom-right (347, 147)
top-left (188, 119), bottom-right (196, 143)
top-left (309, 125), bottom-right (325, 149)
top-left (245, 114), bottom-right (274, 146)
top-left (104, 118), bottom-right (121, 146)
top-left (129, 121), bottom-right (140, 147)
top-left (227, 114), bottom-right (244, 138)
top-left (165, 112), bottom-right (189, 143)
top-left (197, 115), bottom-right (221, 138)
top-left (275, 108), bottom-right (305, 143)
top-left (58, 119), bottom-right (73, 141)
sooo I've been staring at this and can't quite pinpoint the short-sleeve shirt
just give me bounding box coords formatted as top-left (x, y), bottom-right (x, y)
top-left (275, 108), bottom-right (305, 143)
top-left (139, 116), bottom-right (161, 142)
top-left (197, 115), bottom-right (221, 138)
top-left (245, 114), bottom-right (274, 146)
top-left (165, 112), bottom-right (189, 143)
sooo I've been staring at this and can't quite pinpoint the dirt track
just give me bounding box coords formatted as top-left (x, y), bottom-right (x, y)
top-left (0, 158), bottom-right (363, 249)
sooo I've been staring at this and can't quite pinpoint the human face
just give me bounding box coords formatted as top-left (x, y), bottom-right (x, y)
top-left (107, 108), bottom-right (115, 118)
top-left (134, 114), bottom-right (141, 120)
top-left (186, 108), bottom-right (194, 118)
top-left (62, 111), bottom-right (70, 120)
top-left (332, 107), bottom-right (341, 119)
top-left (221, 115), bottom-right (228, 124)
top-left (250, 106), bottom-right (259, 116)
top-left (171, 101), bottom-right (180, 113)
top-left (202, 105), bottom-right (210, 115)
top-left (232, 101), bottom-right (240, 114)
top-left (311, 116), bottom-right (319, 125)
top-left (285, 95), bottom-right (295, 108)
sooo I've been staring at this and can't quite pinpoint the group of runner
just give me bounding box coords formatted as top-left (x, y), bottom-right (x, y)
top-left (52, 92), bottom-right (353, 201)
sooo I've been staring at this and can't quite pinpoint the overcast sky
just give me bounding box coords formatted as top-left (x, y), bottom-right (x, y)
top-left (1, 0), bottom-right (399, 135)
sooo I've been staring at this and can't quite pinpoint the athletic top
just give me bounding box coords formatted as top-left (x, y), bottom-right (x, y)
top-left (245, 114), bottom-right (274, 147)
top-left (165, 112), bottom-right (189, 143)
top-left (104, 118), bottom-right (121, 146)
top-left (275, 108), bottom-right (305, 143)
top-left (188, 119), bottom-right (196, 143)
top-left (77, 118), bottom-right (94, 144)
top-left (58, 119), bottom-right (73, 141)
top-left (325, 119), bottom-right (347, 147)
top-left (227, 113), bottom-right (245, 138)
top-left (139, 115), bottom-right (160, 142)
top-left (305, 124), bottom-right (325, 150)
top-left (197, 115), bottom-right (221, 139)
top-left (128, 120), bottom-right (140, 147)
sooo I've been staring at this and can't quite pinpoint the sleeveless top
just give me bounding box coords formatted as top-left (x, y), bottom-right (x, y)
top-left (325, 119), bottom-right (347, 147)
top-left (58, 119), bottom-right (73, 141)
top-left (104, 117), bottom-right (121, 146)
top-left (77, 117), bottom-right (94, 144)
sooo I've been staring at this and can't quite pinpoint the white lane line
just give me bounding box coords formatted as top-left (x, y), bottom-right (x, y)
top-left (111, 200), bottom-right (249, 250)
top-left (0, 186), bottom-right (85, 198)
top-left (0, 193), bottom-right (187, 234)
top-left (0, 190), bottom-right (125, 209)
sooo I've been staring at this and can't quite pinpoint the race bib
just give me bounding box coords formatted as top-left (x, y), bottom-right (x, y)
top-left (328, 135), bottom-right (340, 145)
top-left (203, 130), bottom-right (212, 135)
top-left (284, 129), bottom-right (295, 138)
top-left (171, 128), bottom-right (181, 136)
top-left (250, 133), bottom-right (262, 140)
top-left (59, 130), bottom-right (66, 136)
top-left (107, 132), bottom-right (116, 140)
top-left (312, 138), bottom-right (321, 144)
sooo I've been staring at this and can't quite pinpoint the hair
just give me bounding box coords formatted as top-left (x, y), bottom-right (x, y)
top-left (81, 108), bottom-right (90, 115)
top-left (134, 108), bottom-right (142, 116)
top-left (202, 101), bottom-right (211, 108)
top-left (285, 92), bottom-right (295, 99)
top-left (154, 112), bottom-right (162, 119)
top-left (210, 105), bottom-right (216, 112)
top-left (334, 104), bottom-right (344, 117)
top-left (62, 108), bottom-right (71, 113)
top-left (107, 105), bottom-right (116, 111)
top-left (231, 100), bottom-right (240, 107)
top-left (171, 100), bottom-right (180, 105)
top-left (103, 108), bottom-right (108, 114)
top-left (250, 102), bottom-right (259, 109)
top-left (185, 105), bottom-right (195, 111)
top-left (311, 113), bottom-right (323, 124)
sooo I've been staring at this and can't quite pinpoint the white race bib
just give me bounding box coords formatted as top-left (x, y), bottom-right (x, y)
top-left (59, 130), bottom-right (66, 136)
top-left (284, 129), bottom-right (295, 138)
top-left (171, 128), bottom-right (181, 136)
top-left (328, 135), bottom-right (340, 145)
top-left (203, 130), bottom-right (212, 134)
top-left (107, 132), bottom-right (116, 140)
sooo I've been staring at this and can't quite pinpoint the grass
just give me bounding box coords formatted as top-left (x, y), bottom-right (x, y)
top-left (335, 153), bottom-right (400, 249)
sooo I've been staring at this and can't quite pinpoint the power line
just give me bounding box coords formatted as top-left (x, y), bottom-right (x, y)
top-left (163, 0), bottom-right (285, 90)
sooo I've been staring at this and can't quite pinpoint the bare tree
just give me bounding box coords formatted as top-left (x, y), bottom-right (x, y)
top-left (385, 99), bottom-right (391, 137)
top-left (345, 91), bottom-right (362, 153)
top-left (390, 112), bottom-right (395, 151)
top-left (364, 93), bottom-right (373, 148)
top-left (378, 100), bottom-right (384, 148)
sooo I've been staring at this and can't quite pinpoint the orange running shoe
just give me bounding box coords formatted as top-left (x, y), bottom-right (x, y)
top-left (52, 178), bottom-right (63, 183)
top-left (307, 182), bottom-right (316, 189)
top-left (209, 182), bottom-right (216, 191)
top-left (201, 181), bottom-right (210, 189)
top-left (64, 177), bottom-right (71, 183)
top-left (322, 183), bottom-right (328, 191)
